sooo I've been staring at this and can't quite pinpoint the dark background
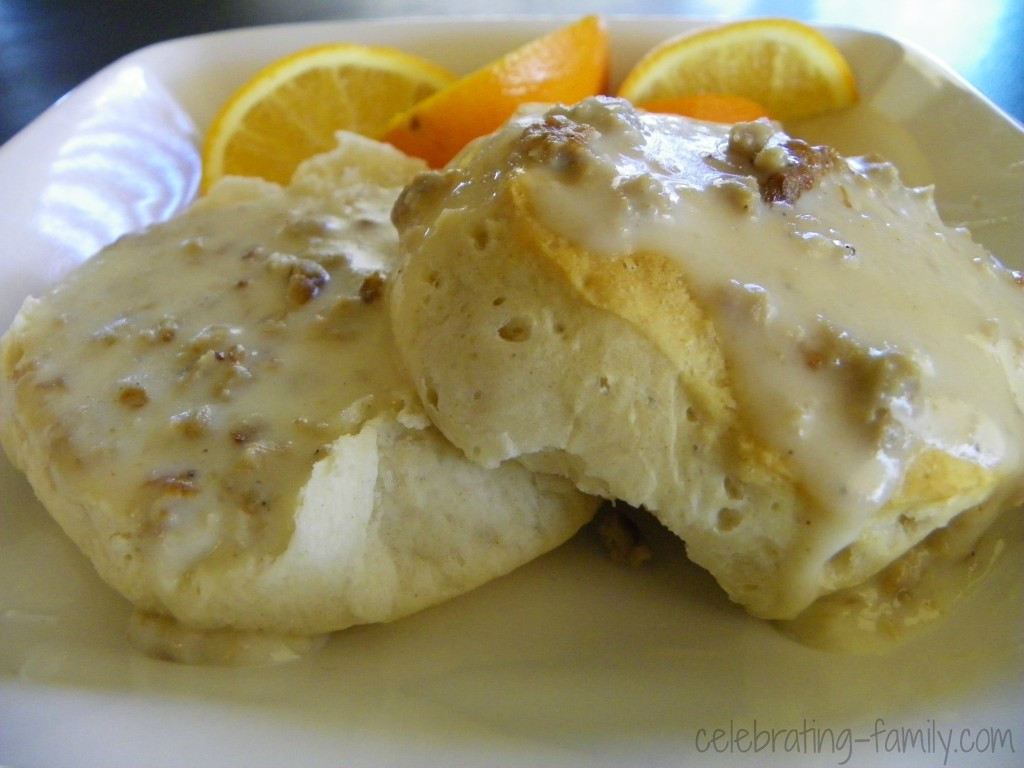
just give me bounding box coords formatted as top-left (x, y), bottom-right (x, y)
top-left (2, 0), bottom-right (1022, 145)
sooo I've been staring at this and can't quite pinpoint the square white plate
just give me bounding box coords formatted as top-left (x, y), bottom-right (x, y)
top-left (1, 16), bottom-right (1022, 768)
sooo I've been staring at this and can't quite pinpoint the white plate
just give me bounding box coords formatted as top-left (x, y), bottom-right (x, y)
top-left (1, 16), bottom-right (1022, 768)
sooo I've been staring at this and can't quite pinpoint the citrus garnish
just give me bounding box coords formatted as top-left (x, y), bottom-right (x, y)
top-left (201, 43), bottom-right (457, 191)
top-left (639, 94), bottom-right (771, 123)
top-left (617, 19), bottom-right (857, 122)
top-left (381, 15), bottom-right (610, 168)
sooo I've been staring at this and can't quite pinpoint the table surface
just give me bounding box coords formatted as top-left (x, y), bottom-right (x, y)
top-left (2, 0), bottom-right (1022, 147)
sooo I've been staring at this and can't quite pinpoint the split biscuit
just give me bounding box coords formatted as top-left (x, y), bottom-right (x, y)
top-left (389, 97), bottom-right (1024, 622)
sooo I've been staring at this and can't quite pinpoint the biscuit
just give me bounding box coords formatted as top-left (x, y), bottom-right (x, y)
top-left (0, 132), bottom-right (597, 662)
top-left (389, 98), bottom-right (1024, 620)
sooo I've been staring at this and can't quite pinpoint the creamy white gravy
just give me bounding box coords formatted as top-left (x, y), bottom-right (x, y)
top-left (458, 97), bottom-right (1024, 624)
top-left (127, 610), bottom-right (327, 666)
top-left (779, 499), bottom-right (1011, 652)
top-left (3, 184), bottom-right (412, 613)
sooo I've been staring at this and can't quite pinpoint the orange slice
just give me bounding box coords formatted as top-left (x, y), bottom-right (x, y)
top-left (381, 15), bottom-right (610, 168)
top-left (201, 43), bottom-right (457, 191)
top-left (617, 19), bottom-right (857, 122)
top-left (639, 94), bottom-right (771, 123)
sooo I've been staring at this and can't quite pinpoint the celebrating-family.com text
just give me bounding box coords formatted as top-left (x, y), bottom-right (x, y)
top-left (694, 718), bottom-right (1016, 766)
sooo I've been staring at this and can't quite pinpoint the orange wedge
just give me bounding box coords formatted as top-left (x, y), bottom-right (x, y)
top-left (639, 94), bottom-right (771, 123)
top-left (201, 43), bottom-right (457, 191)
top-left (381, 15), bottom-right (610, 168)
top-left (617, 19), bottom-right (857, 122)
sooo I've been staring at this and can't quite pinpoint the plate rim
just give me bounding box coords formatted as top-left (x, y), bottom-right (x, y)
top-left (1, 14), bottom-right (1021, 768)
